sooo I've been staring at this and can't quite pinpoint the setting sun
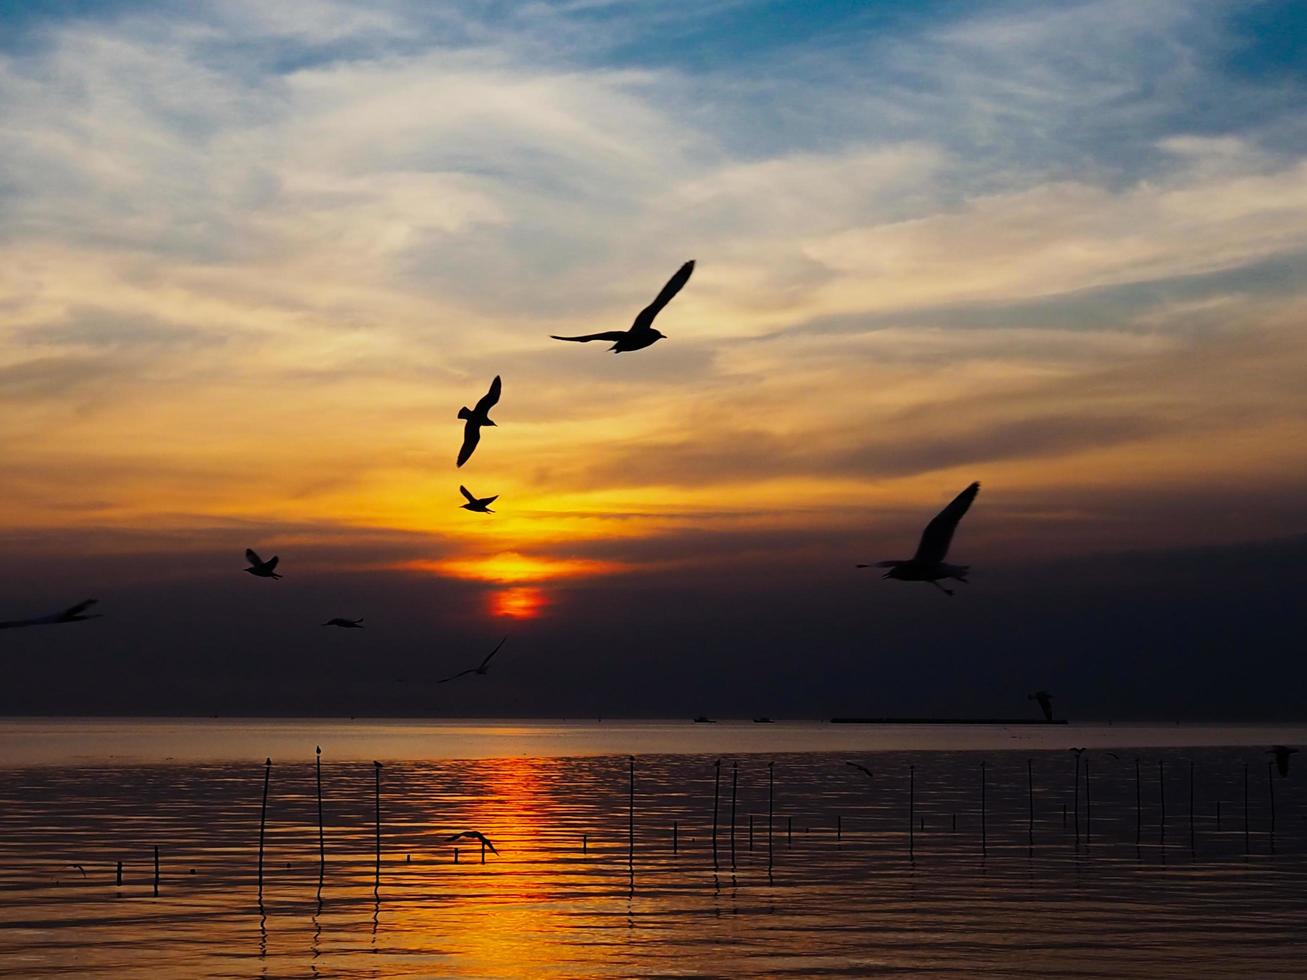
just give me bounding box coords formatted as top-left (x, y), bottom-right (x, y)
top-left (490, 587), bottom-right (547, 619)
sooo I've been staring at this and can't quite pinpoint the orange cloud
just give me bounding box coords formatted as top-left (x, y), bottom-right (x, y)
top-left (399, 551), bottom-right (627, 584)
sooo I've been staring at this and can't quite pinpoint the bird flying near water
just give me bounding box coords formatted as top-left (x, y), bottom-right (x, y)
top-left (437, 636), bottom-right (508, 684)
top-left (459, 485), bottom-right (498, 513)
top-left (857, 481), bottom-right (980, 596)
top-left (244, 549), bottom-right (281, 579)
top-left (0, 599), bottom-right (101, 630)
top-left (846, 761), bottom-right (875, 782)
top-left (1029, 690), bottom-right (1055, 722)
top-left (457, 376), bottom-right (501, 467)
top-left (551, 260), bottom-right (694, 353)
top-left (323, 618), bottom-right (364, 629)
top-left (444, 830), bottom-right (499, 854)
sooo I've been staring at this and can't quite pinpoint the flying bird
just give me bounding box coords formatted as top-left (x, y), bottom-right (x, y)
top-left (1029, 690), bottom-right (1055, 722)
top-left (437, 637), bottom-right (508, 684)
top-left (323, 618), bottom-right (364, 629)
top-left (444, 830), bottom-right (498, 854)
top-left (1269, 745), bottom-right (1298, 778)
top-left (846, 761), bottom-right (875, 782)
top-left (459, 485), bottom-right (498, 513)
top-left (457, 376), bottom-right (501, 467)
top-left (244, 549), bottom-right (281, 579)
top-left (551, 260), bottom-right (694, 353)
top-left (0, 599), bottom-right (101, 630)
top-left (857, 481), bottom-right (980, 596)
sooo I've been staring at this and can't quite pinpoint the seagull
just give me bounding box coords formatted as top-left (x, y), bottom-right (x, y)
top-left (857, 481), bottom-right (980, 596)
top-left (846, 761), bottom-right (874, 781)
top-left (437, 637), bottom-right (508, 684)
top-left (1269, 745), bottom-right (1298, 778)
top-left (0, 599), bottom-right (101, 630)
top-left (244, 549), bottom-right (281, 579)
top-left (459, 485), bottom-right (498, 513)
top-left (444, 830), bottom-right (498, 854)
top-left (551, 260), bottom-right (694, 353)
top-left (68, 864), bottom-right (87, 878)
top-left (457, 376), bottom-right (501, 468)
top-left (323, 618), bottom-right (364, 629)
top-left (1029, 690), bottom-right (1055, 722)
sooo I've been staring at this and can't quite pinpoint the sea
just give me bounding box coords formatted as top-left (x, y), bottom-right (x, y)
top-left (1, 718), bottom-right (1305, 978)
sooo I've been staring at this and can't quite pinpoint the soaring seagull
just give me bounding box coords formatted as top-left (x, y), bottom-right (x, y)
top-left (323, 617), bottom-right (364, 629)
top-left (1269, 745), bottom-right (1298, 778)
top-left (1029, 690), bottom-right (1055, 722)
top-left (444, 830), bottom-right (499, 854)
top-left (0, 599), bottom-right (101, 630)
top-left (846, 761), bottom-right (875, 782)
top-left (857, 481), bottom-right (980, 596)
top-left (457, 376), bottom-right (501, 468)
top-left (244, 549), bottom-right (281, 579)
top-left (437, 637), bottom-right (507, 684)
top-left (459, 485), bottom-right (498, 513)
top-left (551, 260), bottom-right (694, 353)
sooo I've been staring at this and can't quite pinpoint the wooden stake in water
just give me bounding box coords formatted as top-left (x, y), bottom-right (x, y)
top-left (1135, 758), bottom-right (1142, 846)
top-left (980, 761), bottom-right (987, 857)
top-left (730, 762), bottom-right (738, 869)
top-left (628, 756), bottom-right (635, 874)
top-left (787, 816), bottom-right (793, 847)
top-left (315, 746), bottom-right (325, 896)
top-left (1267, 760), bottom-right (1277, 838)
top-left (116, 860), bottom-right (123, 887)
top-left (837, 813), bottom-right (842, 841)
top-left (373, 761), bottom-right (382, 893)
top-left (711, 760), bottom-right (721, 868)
top-left (1243, 763), bottom-right (1250, 854)
top-left (1158, 759), bottom-right (1167, 845)
top-left (153, 845), bottom-right (159, 897)
top-left (908, 765), bottom-right (915, 861)
top-left (258, 757), bottom-right (271, 898)
top-left (1085, 758), bottom-right (1092, 847)
top-left (1026, 759), bottom-right (1034, 850)
top-left (1072, 752), bottom-right (1081, 850)
top-left (1188, 760), bottom-right (1196, 855)
top-left (767, 762), bottom-right (774, 870)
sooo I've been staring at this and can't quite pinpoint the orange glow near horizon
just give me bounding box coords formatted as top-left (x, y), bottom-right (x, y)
top-left (490, 587), bottom-right (546, 619)
top-left (401, 552), bottom-right (625, 584)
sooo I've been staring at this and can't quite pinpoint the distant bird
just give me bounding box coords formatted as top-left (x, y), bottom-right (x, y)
top-left (323, 618), bottom-right (364, 629)
top-left (0, 599), bottom-right (101, 630)
top-left (445, 830), bottom-right (498, 854)
top-left (437, 637), bottom-right (507, 684)
top-left (858, 481), bottom-right (980, 596)
top-left (459, 485), bottom-right (498, 513)
top-left (1029, 690), bottom-right (1055, 722)
top-left (68, 864), bottom-right (86, 878)
top-left (1269, 745), bottom-right (1298, 778)
top-left (457, 375), bottom-right (501, 468)
top-left (846, 761), bottom-right (874, 781)
top-left (551, 260), bottom-right (694, 353)
top-left (244, 549), bottom-right (281, 579)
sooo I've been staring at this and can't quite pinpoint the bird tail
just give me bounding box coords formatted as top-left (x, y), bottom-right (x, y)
top-left (457, 406), bottom-right (471, 420)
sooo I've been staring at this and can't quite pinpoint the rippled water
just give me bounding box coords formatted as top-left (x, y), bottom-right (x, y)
top-left (1, 720), bottom-right (1305, 978)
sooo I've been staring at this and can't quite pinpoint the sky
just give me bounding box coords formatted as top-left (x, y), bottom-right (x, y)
top-left (1, 0), bottom-right (1305, 719)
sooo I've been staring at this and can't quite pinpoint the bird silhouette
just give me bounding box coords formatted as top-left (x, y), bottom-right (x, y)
top-left (0, 599), bottom-right (101, 630)
top-left (457, 376), bottom-right (501, 467)
top-left (1269, 745), bottom-right (1298, 778)
top-left (444, 830), bottom-right (498, 854)
top-left (437, 637), bottom-right (508, 684)
top-left (551, 260), bottom-right (694, 353)
top-left (858, 481), bottom-right (980, 596)
top-left (846, 761), bottom-right (874, 781)
top-left (1029, 690), bottom-right (1055, 722)
top-left (244, 549), bottom-right (281, 579)
top-left (323, 618), bottom-right (364, 629)
top-left (459, 485), bottom-right (498, 513)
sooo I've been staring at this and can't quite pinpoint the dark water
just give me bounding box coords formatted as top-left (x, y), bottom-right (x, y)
top-left (0, 720), bottom-right (1305, 978)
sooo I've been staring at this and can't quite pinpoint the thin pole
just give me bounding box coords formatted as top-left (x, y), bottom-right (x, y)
top-left (1267, 761), bottom-right (1277, 837)
top-left (1085, 758), bottom-right (1092, 847)
top-left (1073, 753), bottom-right (1080, 850)
top-left (767, 762), bottom-right (774, 870)
top-left (1188, 760), bottom-right (1196, 855)
top-left (711, 760), bottom-right (720, 868)
top-left (480, 839), bottom-right (486, 864)
top-left (258, 757), bottom-right (270, 897)
top-left (730, 762), bottom-right (738, 869)
top-left (316, 746), bottom-right (325, 896)
top-left (1158, 760), bottom-right (1166, 845)
top-left (116, 860), bottom-right (123, 887)
top-left (153, 845), bottom-right (159, 897)
top-left (787, 816), bottom-right (793, 847)
top-left (1027, 759), bottom-right (1034, 849)
top-left (1243, 763), bottom-right (1250, 854)
top-left (673, 821), bottom-right (678, 854)
top-left (837, 814), bottom-right (842, 841)
top-left (1135, 758), bottom-right (1142, 846)
top-left (980, 761), bottom-right (987, 857)
top-left (373, 762), bottom-right (382, 893)
top-left (749, 814), bottom-right (754, 850)
top-left (628, 756), bottom-right (635, 874)
top-left (908, 765), bottom-right (915, 861)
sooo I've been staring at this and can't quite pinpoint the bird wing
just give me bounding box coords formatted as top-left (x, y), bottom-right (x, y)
top-left (264, 555), bottom-right (279, 572)
top-left (459, 485), bottom-right (477, 504)
top-left (631, 260), bottom-right (694, 333)
top-left (62, 599), bottom-right (99, 618)
top-left (482, 495), bottom-right (499, 506)
top-left (913, 482), bottom-right (980, 564)
top-left (457, 421), bottom-right (481, 467)
top-left (479, 636), bottom-right (508, 670)
top-left (474, 376), bottom-right (502, 415)
top-left (550, 331), bottom-right (630, 343)
top-left (846, 761), bottom-right (874, 779)
top-left (245, 548), bottom-right (263, 566)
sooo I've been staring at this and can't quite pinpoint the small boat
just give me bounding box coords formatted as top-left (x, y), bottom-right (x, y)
top-left (752, 716), bottom-right (773, 723)
top-left (693, 716), bottom-right (716, 724)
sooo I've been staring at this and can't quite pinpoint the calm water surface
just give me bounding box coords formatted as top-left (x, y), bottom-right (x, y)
top-left (1, 719), bottom-right (1305, 978)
